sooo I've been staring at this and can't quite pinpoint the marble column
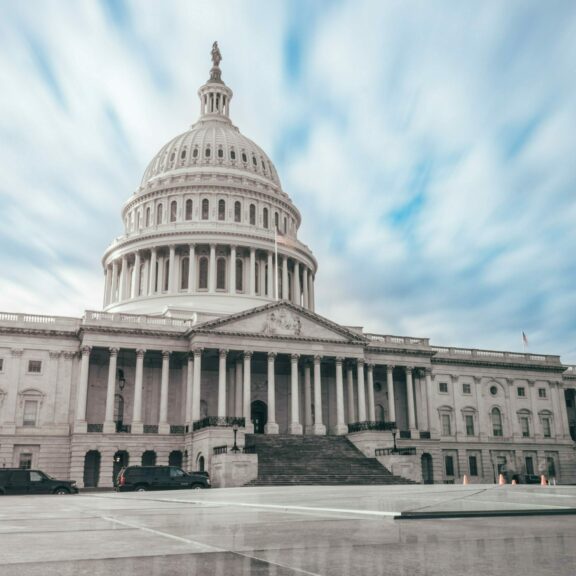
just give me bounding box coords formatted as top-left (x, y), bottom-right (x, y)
top-left (110, 260), bottom-right (119, 303)
top-left (104, 266), bottom-right (112, 306)
top-left (158, 255), bottom-right (165, 293)
top-left (168, 245), bottom-right (176, 293)
top-left (103, 348), bottom-right (119, 433)
top-left (302, 267), bottom-right (309, 308)
top-left (282, 256), bottom-right (289, 300)
top-left (265, 352), bottom-right (279, 434)
top-left (230, 245), bottom-right (236, 295)
top-left (289, 354), bottom-right (303, 434)
top-left (424, 368), bottom-right (434, 433)
top-left (367, 363), bottom-right (376, 421)
top-left (266, 251), bottom-right (273, 298)
top-left (304, 361), bottom-right (313, 434)
top-left (357, 360), bottom-right (366, 422)
top-left (243, 352), bottom-right (254, 433)
top-left (159, 350), bottom-right (171, 434)
top-left (333, 357), bottom-right (347, 435)
top-left (386, 365), bottom-right (396, 424)
top-left (74, 345), bottom-right (92, 433)
top-left (130, 252), bottom-right (141, 298)
top-left (148, 248), bottom-right (157, 295)
top-left (208, 244), bottom-right (216, 293)
top-left (186, 353), bottom-right (194, 430)
top-left (346, 362), bottom-right (356, 423)
top-left (249, 248), bottom-right (256, 295)
top-left (293, 261), bottom-right (301, 306)
top-left (192, 348), bottom-right (202, 422)
top-left (131, 349), bottom-right (145, 433)
top-left (4, 349), bottom-right (23, 431)
top-left (118, 255), bottom-right (127, 301)
top-left (406, 366), bottom-right (416, 431)
top-left (312, 355), bottom-right (326, 435)
top-left (235, 358), bottom-right (243, 417)
top-left (218, 349), bottom-right (228, 418)
top-left (309, 273), bottom-right (315, 311)
top-left (188, 244), bottom-right (196, 294)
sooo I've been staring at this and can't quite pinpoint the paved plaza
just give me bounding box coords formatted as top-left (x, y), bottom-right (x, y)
top-left (0, 485), bottom-right (575, 575)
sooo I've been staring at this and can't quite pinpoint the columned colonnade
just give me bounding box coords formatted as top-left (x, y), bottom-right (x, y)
top-left (103, 243), bottom-right (315, 311)
top-left (74, 345), bottom-right (429, 436)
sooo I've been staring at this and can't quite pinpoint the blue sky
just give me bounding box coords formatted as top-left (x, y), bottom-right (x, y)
top-left (1, 0), bottom-right (576, 362)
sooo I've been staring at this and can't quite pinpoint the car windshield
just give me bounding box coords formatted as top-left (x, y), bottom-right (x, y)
top-left (42, 472), bottom-right (54, 480)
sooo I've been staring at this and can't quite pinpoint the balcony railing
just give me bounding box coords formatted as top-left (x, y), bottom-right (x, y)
top-left (87, 423), bottom-right (103, 433)
top-left (116, 423), bottom-right (131, 433)
top-left (431, 346), bottom-right (560, 364)
top-left (213, 444), bottom-right (256, 455)
top-left (399, 430), bottom-right (411, 439)
top-left (375, 447), bottom-right (417, 456)
top-left (347, 421), bottom-right (396, 433)
top-left (366, 334), bottom-right (429, 346)
top-left (192, 416), bottom-right (246, 431)
top-left (143, 425), bottom-right (158, 434)
top-left (170, 425), bottom-right (186, 435)
top-left (419, 431), bottom-right (431, 439)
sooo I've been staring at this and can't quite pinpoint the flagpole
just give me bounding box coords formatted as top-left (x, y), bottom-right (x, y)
top-left (274, 227), bottom-right (278, 301)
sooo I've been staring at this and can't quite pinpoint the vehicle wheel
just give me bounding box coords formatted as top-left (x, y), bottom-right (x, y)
top-left (135, 485), bottom-right (148, 492)
top-left (54, 487), bottom-right (70, 495)
top-left (191, 484), bottom-right (205, 490)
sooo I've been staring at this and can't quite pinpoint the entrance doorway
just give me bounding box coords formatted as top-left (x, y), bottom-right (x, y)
top-left (113, 450), bottom-right (129, 485)
top-left (83, 450), bottom-right (101, 488)
top-left (421, 453), bottom-right (434, 484)
top-left (251, 400), bottom-right (268, 434)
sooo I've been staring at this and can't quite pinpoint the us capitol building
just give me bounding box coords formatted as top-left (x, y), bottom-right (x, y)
top-left (1, 45), bottom-right (575, 488)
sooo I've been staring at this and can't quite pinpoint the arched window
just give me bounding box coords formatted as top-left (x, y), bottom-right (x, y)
top-left (236, 258), bottom-right (244, 292)
top-left (202, 199), bottom-right (209, 220)
top-left (217, 147), bottom-right (224, 159)
top-left (142, 451), bottom-right (156, 466)
top-left (249, 204), bottom-right (256, 225)
top-left (156, 203), bottom-right (163, 225)
top-left (274, 211), bottom-right (279, 230)
top-left (192, 147), bottom-right (198, 159)
top-left (198, 256), bottom-right (208, 289)
top-left (170, 200), bottom-right (177, 222)
top-left (146, 207), bottom-right (151, 227)
top-left (180, 257), bottom-right (189, 290)
top-left (234, 201), bottom-right (241, 222)
top-left (252, 154), bottom-right (257, 166)
top-left (283, 216), bottom-right (287, 234)
top-left (230, 148), bottom-right (236, 161)
top-left (377, 404), bottom-right (386, 422)
top-left (241, 151), bottom-right (247, 163)
top-left (216, 257), bottom-right (226, 290)
top-left (218, 199), bottom-right (225, 221)
top-left (491, 408), bottom-right (503, 437)
top-left (205, 146), bottom-right (211, 158)
top-left (263, 207), bottom-right (269, 229)
top-left (163, 260), bottom-right (170, 292)
top-left (185, 199), bottom-right (193, 220)
top-left (180, 149), bottom-right (187, 160)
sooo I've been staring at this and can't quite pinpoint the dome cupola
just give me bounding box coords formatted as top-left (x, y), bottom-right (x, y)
top-left (101, 43), bottom-right (317, 322)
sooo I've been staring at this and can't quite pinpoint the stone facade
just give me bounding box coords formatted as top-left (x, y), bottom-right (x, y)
top-left (1, 46), bottom-right (575, 488)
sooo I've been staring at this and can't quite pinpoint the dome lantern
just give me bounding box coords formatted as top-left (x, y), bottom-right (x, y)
top-left (197, 41), bottom-right (233, 121)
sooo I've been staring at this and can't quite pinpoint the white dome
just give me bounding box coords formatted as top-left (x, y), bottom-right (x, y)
top-left (140, 119), bottom-right (281, 188)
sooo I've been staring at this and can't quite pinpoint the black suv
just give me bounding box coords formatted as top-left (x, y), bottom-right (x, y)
top-left (0, 469), bottom-right (78, 495)
top-left (116, 466), bottom-right (211, 492)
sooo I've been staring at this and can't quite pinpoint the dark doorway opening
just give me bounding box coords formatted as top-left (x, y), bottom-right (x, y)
top-left (421, 453), bottom-right (434, 484)
top-left (169, 450), bottom-right (183, 468)
top-left (251, 400), bottom-right (268, 434)
top-left (113, 450), bottom-right (129, 485)
top-left (83, 450), bottom-right (101, 488)
top-left (142, 450), bottom-right (156, 466)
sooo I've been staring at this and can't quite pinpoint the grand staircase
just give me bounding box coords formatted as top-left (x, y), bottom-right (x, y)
top-left (243, 434), bottom-right (416, 486)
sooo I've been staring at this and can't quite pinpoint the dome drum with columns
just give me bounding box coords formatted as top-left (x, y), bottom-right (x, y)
top-left (102, 45), bottom-right (317, 321)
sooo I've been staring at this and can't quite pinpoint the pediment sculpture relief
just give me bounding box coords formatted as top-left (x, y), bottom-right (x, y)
top-left (264, 310), bottom-right (302, 337)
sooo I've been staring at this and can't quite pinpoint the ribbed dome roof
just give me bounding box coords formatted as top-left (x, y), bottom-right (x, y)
top-left (140, 119), bottom-right (281, 188)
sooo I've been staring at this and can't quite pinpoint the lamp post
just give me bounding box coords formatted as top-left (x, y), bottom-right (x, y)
top-left (392, 427), bottom-right (398, 454)
top-left (231, 423), bottom-right (240, 453)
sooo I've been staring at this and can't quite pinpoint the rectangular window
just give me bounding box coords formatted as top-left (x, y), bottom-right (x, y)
top-left (465, 415), bottom-right (475, 436)
top-left (0, 358), bottom-right (4, 372)
top-left (445, 455), bottom-right (455, 477)
top-left (19, 453), bottom-right (33, 470)
top-left (542, 418), bottom-right (551, 438)
top-left (441, 414), bottom-right (451, 436)
top-left (462, 383), bottom-right (471, 394)
top-left (439, 382), bottom-right (448, 394)
top-left (520, 416), bottom-right (530, 437)
top-left (538, 388), bottom-right (547, 398)
top-left (23, 401), bottom-right (38, 427)
top-left (525, 456), bottom-right (534, 476)
top-left (27, 360), bottom-right (42, 373)
top-left (517, 387), bottom-right (526, 397)
top-left (469, 455), bottom-right (478, 476)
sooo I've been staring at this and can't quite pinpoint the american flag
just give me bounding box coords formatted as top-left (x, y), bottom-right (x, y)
top-left (522, 331), bottom-right (528, 346)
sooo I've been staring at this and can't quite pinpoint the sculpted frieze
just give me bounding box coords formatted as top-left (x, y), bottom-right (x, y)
top-left (264, 309), bottom-right (302, 337)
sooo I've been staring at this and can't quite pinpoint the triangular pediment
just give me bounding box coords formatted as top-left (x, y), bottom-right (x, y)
top-left (191, 302), bottom-right (366, 343)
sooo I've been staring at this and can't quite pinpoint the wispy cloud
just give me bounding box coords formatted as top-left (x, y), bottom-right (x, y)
top-left (1, 0), bottom-right (575, 362)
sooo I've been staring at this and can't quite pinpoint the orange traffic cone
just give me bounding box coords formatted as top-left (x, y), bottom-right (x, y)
top-left (540, 474), bottom-right (548, 486)
top-left (511, 479), bottom-right (517, 485)
top-left (463, 474), bottom-right (469, 485)
top-left (498, 473), bottom-right (506, 485)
